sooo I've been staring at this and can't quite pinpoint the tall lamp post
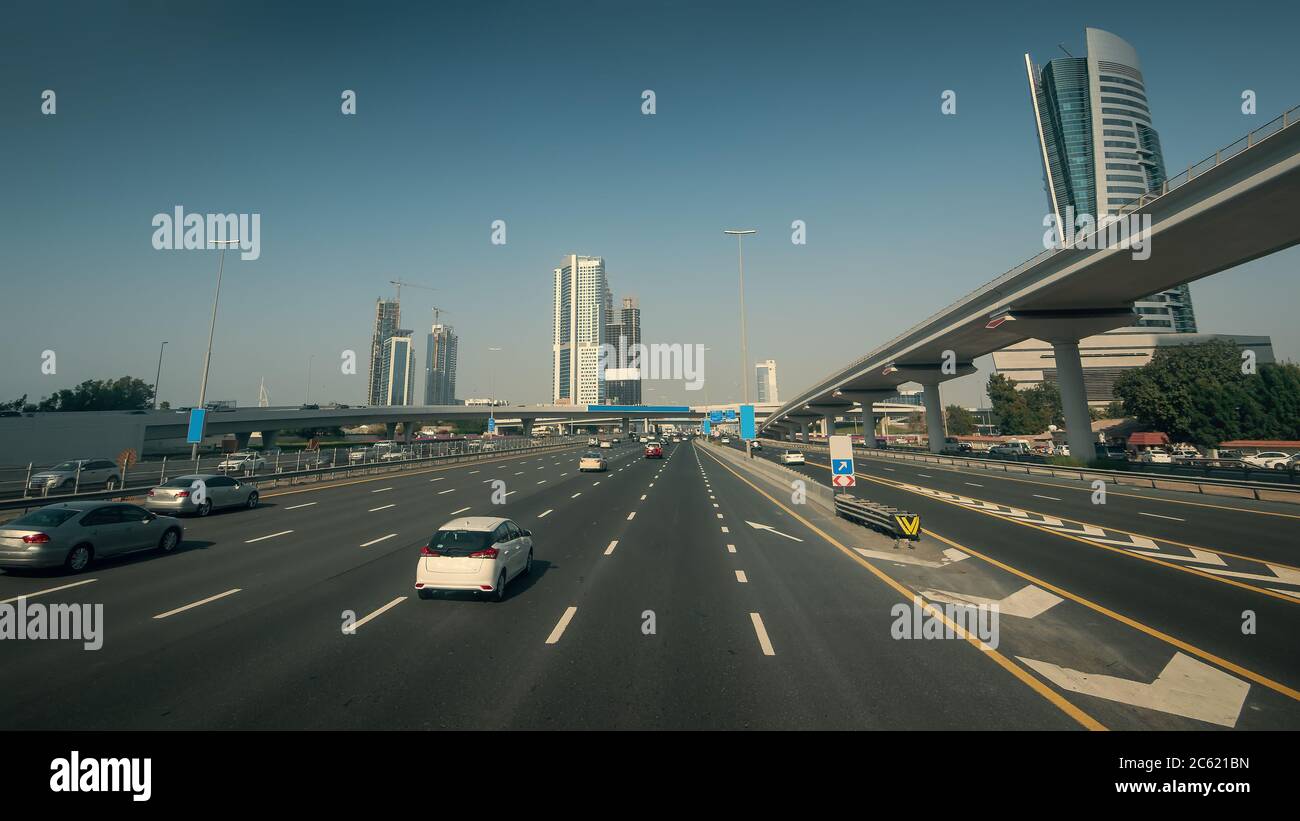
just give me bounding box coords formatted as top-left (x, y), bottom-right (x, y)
top-left (192, 239), bottom-right (240, 460)
top-left (723, 229), bottom-right (756, 404)
top-left (153, 341), bottom-right (168, 409)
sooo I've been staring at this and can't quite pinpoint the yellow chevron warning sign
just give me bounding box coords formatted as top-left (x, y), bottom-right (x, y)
top-left (895, 514), bottom-right (921, 538)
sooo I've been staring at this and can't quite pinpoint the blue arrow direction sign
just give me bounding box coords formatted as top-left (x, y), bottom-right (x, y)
top-left (832, 459), bottom-right (853, 475)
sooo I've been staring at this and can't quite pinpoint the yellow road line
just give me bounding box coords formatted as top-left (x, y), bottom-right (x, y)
top-left (696, 445), bottom-right (1105, 731)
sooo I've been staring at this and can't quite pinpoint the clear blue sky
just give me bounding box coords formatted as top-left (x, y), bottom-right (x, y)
top-left (3, 0), bottom-right (1297, 409)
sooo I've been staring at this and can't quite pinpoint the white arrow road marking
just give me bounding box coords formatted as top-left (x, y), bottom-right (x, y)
top-left (1019, 652), bottom-right (1250, 728)
top-left (745, 521), bottom-right (804, 542)
top-left (853, 547), bottom-right (966, 568)
top-left (921, 584), bottom-right (1063, 619)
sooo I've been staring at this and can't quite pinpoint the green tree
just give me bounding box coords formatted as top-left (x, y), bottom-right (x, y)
top-left (1111, 339), bottom-right (1300, 447)
top-left (1, 394), bottom-right (30, 412)
top-left (37, 377), bottom-right (155, 412)
top-left (945, 404), bottom-right (977, 435)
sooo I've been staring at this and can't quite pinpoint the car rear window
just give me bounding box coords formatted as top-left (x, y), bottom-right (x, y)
top-left (160, 477), bottom-right (199, 487)
top-left (8, 508), bottom-right (81, 528)
top-left (427, 529), bottom-right (492, 556)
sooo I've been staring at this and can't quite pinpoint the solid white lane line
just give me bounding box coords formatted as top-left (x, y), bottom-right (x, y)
top-left (1139, 511), bottom-right (1186, 522)
top-left (429, 477), bottom-right (446, 482)
top-left (883, 468), bottom-right (895, 472)
top-left (593, 481), bottom-right (601, 486)
top-left (750, 612), bottom-right (775, 656)
top-left (1033, 494), bottom-right (1062, 501)
top-left (153, 589), bottom-right (241, 620)
top-left (515, 471), bottom-right (524, 475)
top-left (360, 533), bottom-right (398, 548)
top-left (349, 596), bottom-right (407, 632)
top-left (545, 606), bottom-right (578, 644)
top-left (283, 502), bottom-right (317, 510)
top-left (0, 578), bottom-right (97, 606)
top-left (437, 489), bottom-right (455, 494)
top-left (627, 512), bottom-right (636, 520)
top-left (726, 544), bottom-right (736, 553)
top-left (537, 480), bottom-right (547, 485)
top-left (246, 530), bottom-right (293, 543)
top-left (572, 493), bottom-right (582, 499)
top-left (918, 473), bottom-right (932, 478)
top-left (450, 506), bottom-right (471, 515)
top-left (538, 509), bottom-right (552, 518)
top-left (966, 483), bottom-right (984, 488)
top-left (735, 570), bottom-right (748, 583)
top-left (503, 490), bottom-right (516, 497)
top-left (371, 487), bottom-right (393, 493)
top-left (368, 504), bottom-right (396, 512)
top-left (605, 540), bottom-right (618, 556)
top-left (470, 470), bottom-right (480, 474)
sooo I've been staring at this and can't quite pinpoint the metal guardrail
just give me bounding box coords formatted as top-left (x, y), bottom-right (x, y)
top-left (0, 437), bottom-right (584, 514)
top-left (834, 493), bottom-right (922, 541)
top-left (764, 438), bottom-right (1300, 503)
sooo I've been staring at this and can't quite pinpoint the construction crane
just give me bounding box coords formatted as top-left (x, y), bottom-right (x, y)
top-left (389, 279), bottom-right (436, 303)
top-left (430, 306), bottom-right (450, 325)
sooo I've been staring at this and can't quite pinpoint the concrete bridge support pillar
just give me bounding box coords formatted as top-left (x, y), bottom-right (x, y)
top-left (235, 432), bottom-right (251, 450)
top-left (823, 414), bottom-right (836, 438)
top-left (1051, 340), bottom-right (1096, 465)
top-left (260, 430), bottom-right (279, 451)
top-left (920, 381), bottom-right (947, 454)
top-left (798, 422), bottom-right (809, 442)
top-left (522, 419), bottom-right (534, 438)
top-left (385, 423), bottom-right (398, 441)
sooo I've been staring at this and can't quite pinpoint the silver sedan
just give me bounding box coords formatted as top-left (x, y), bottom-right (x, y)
top-left (144, 474), bottom-right (259, 517)
top-left (0, 501), bottom-right (184, 573)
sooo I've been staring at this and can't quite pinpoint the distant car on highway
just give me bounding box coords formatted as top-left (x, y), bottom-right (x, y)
top-left (1243, 451), bottom-right (1292, 469)
top-left (749, 440), bottom-right (761, 450)
top-left (217, 452), bottom-right (266, 472)
top-left (0, 501), bottom-right (183, 572)
top-left (415, 516), bottom-right (533, 602)
top-left (720, 437), bottom-right (731, 445)
top-left (639, 436), bottom-right (649, 444)
top-left (780, 450), bottom-right (806, 465)
top-left (27, 459), bottom-right (122, 493)
top-left (644, 442), bottom-right (664, 459)
top-left (599, 439), bottom-right (613, 449)
top-left (587, 437), bottom-right (600, 446)
top-left (579, 452), bottom-right (608, 472)
top-left (989, 441), bottom-right (1031, 457)
top-left (145, 474), bottom-right (259, 516)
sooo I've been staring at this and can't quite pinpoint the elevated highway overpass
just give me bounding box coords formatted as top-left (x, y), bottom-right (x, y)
top-left (763, 105), bottom-right (1300, 460)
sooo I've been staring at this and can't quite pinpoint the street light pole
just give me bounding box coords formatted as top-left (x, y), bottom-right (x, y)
top-left (724, 229), bottom-right (756, 405)
top-left (192, 239), bottom-right (239, 460)
top-left (304, 355), bottom-right (315, 405)
top-left (153, 341), bottom-right (168, 409)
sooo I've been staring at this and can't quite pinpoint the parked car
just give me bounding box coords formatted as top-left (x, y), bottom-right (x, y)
top-left (1171, 446), bottom-right (1200, 460)
top-left (0, 501), bottom-right (183, 572)
top-left (415, 516), bottom-right (533, 602)
top-left (27, 459), bottom-right (122, 493)
top-left (780, 450), bottom-right (806, 465)
top-left (1095, 444), bottom-right (1127, 460)
top-left (145, 473), bottom-right (259, 516)
top-left (217, 452), bottom-right (266, 472)
top-left (1135, 449), bottom-right (1172, 464)
top-left (1243, 451), bottom-right (1292, 469)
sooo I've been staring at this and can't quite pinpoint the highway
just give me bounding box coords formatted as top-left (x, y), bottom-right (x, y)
top-left (2, 436), bottom-right (1298, 730)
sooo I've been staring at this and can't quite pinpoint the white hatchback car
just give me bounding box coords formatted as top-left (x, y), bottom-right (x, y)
top-left (415, 517), bottom-right (533, 602)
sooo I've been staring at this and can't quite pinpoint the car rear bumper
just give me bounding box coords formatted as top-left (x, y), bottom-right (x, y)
top-left (0, 548), bottom-right (66, 569)
top-left (144, 498), bottom-right (198, 514)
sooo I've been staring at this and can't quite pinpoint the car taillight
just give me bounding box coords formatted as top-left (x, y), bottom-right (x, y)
top-left (22, 533), bottom-right (50, 544)
top-left (468, 546), bottom-right (498, 559)
top-left (147, 490), bottom-right (155, 497)
top-left (175, 490), bottom-right (189, 498)
top-left (420, 545), bottom-right (441, 556)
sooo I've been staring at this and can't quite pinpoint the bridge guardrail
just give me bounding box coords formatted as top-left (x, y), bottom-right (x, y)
top-left (0, 437), bottom-right (585, 515)
top-left (834, 494), bottom-right (922, 541)
top-left (760, 438), bottom-right (1300, 505)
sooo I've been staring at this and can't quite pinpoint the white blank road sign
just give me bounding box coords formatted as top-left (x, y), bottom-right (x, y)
top-left (829, 435), bottom-right (854, 476)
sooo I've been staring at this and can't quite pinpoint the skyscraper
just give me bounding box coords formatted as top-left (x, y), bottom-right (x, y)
top-left (1026, 27), bottom-right (1196, 332)
top-left (605, 296), bottom-right (642, 405)
top-left (424, 323), bottom-right (458, 405)
top-left (552, 254), bottom-right (607, 404)
top-left (367, 298), bottom-right (401, 405)
top-left (382, 333), bottom-right (416, 406)
top-left (755, 359), bottom-right (778, 404)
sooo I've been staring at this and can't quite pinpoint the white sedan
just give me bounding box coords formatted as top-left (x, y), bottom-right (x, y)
top-left (217, 452), bottom-right (266, 471)
top-left (780, 450), bottom-right (806, 465)
top-left (579, 452), bottom-right (608, 472)
top-left (1244, 451), bottom-right (1292, 469)
top-left (415, 516), bottom-right (533, 602)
